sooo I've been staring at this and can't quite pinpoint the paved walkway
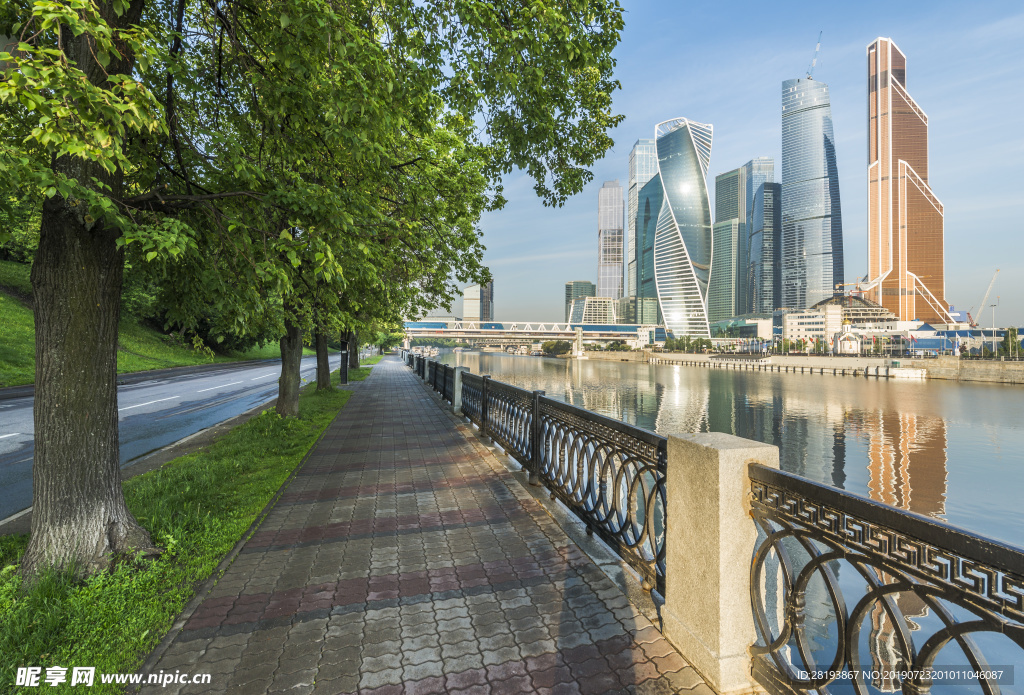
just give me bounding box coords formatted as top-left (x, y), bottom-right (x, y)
top-left (143, 357), bottom-right (709, 694)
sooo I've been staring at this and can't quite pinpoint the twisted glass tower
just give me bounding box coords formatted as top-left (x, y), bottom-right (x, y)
top-left (633, 118), bottom-right (713, 337)
top-left (781, 77), bottom-right (844, 309)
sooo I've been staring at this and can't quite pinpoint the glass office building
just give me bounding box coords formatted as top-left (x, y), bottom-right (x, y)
top-left (564, 280), bottom-right (596, 322)
top-left (633, 118), bottom-right (714, 337)
top-left (597, 180), bottom-right (624, 300)
top-left (463, 281), bottom-right (494, 322)
top-left (708, 220), bottom-right (739, 322)
top-left (712, 158), bottom-right (774, 317)
top-left (635, 174), bottom-right (664, 326)
top-left (749, 182), bottom-right (782, 313)
top-left (742, 158), bottom-right (775, 313)
top-left (781, 77), bottom-right (844, 309)
top-left (627, 139), bottom-right (658, 299)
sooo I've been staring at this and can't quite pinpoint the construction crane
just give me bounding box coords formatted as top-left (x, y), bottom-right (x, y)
top-left (967, 269), bottom-right (1000, 327)
top-left (806, 31), bottom-right (822, 80)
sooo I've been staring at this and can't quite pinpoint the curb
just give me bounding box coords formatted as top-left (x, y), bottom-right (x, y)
top-left (129, 369), bottom-right (369, 691)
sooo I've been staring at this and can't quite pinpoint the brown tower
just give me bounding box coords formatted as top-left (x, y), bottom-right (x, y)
top-left (865, 38), bottom-right (949, 323)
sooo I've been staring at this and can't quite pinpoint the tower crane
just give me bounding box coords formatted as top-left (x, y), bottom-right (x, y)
top-left (806, 31), bottom-right (822, 80)
top-left (967, 269), bottom-right (999, 327)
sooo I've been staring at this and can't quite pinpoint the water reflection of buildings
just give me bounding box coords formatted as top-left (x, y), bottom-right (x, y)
top-left (858, 411), bottom-right (947, 516)
top-left (855, 411), bottom-right (948, 691)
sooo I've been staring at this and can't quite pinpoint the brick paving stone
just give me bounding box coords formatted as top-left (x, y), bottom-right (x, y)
top-left (446, 668), bottom-right (488, 689)
top-left (663, 666), bottom-right (704, 690)
top-left (138, 358), bottom-right (706, 695)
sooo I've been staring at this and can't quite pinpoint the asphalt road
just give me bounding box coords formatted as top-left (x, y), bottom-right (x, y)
top-left (0, 354), bottom-right (340, 523)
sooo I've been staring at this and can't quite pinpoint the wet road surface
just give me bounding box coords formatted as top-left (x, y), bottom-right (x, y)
top-left (0, 355), bottom-right (340, 523)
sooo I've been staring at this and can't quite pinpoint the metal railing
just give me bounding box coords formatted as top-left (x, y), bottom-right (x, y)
top-left (749, 463), bottom-right (1024, 695)
top-left (538, 396), bottom-right (666, 594)
top-left (411, 356), bottom-right (666, 595)
top-left (443, 365), bottom-right (455, 403)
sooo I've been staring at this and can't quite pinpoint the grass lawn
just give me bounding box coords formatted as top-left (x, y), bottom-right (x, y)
top-left (0, 260), bottom-right (325, 388)
top-left (0, 365), bottom-right (370, 692)
top-left (0, 260), bottom-right (32, 297)
top-left (0, 293), bottom-right (35, 389)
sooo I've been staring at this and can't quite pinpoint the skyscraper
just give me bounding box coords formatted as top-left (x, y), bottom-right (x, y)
top-left (627, 139), bottom-right (658, 298)
top-left (634, 118), bottom-right (714, 337)
top-left (463, 281), bottom-right (493, 322)
top-left (781, 77), bottom-right (844, 309)
top-left (564, 280), bottom-right (596, 322)
top-left (749, 182), bottom-right (782, 313)
top-left (597, 180), bottom-right (624, 300)
top-left (708, 220), bottom-right (739, 322)
top-left (711, 158), bottom-right (774, 317)
top-left (864, 38), bottom-right (947, 323)
top-left (741, 158), bottom-right (775, 312)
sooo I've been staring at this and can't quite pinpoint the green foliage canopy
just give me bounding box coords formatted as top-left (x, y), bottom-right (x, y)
top-left (1, 0), bottom-right (626, 335)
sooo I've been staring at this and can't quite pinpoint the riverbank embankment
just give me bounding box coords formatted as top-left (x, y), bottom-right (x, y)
top-left (582, 351), bottom-right (1024, 384)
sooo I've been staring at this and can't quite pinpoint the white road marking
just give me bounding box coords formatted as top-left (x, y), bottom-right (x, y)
top-left (197, 381), bottom-right (243, 393)
top-left (250, 373), bottom-right (276, 381)
top-left (119, 396), bottom-right (178, 411)
top-left (0, 433), bottom-right (19, 439)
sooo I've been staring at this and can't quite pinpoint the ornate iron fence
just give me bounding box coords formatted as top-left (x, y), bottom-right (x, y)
top-left (537, 398), bottom-right (667, 595)
top-left (443, 365), bottom-right (455, 404)
top-left (749, 463), bottom-right (1024, 695)
top-left (461, 372), bottom-right (484, 426)
top-left (483, 379), bottom-right (535, 467)
top-left (448, 364), bottom-right (667, 595)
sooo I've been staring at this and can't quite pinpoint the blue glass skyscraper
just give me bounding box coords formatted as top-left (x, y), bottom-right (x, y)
top-left (781, 78), bottom-right (844, 309)
top-left (749, 182), bottom-right (782, 313)
top-left (712, 158), bottom-right (774, 318)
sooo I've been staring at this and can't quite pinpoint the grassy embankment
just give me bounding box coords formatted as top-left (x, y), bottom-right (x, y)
top-left (0, 361), bottom-right (379, 692)
top-left (0, 259), bottom-right (315, 388)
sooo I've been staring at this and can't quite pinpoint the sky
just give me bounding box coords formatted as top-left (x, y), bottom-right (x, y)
top-left (446, 0), bottom-right (1024, 325)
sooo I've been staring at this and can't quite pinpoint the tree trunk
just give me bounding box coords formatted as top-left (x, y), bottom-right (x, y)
top-left (348, 329), bottom-right (360, 369)
top-left (315, 330), bottom-right (332, 391)
top-left (21, 1), bottom-right (153, 578)
top-left (277, 313), bottom-right (303, 417)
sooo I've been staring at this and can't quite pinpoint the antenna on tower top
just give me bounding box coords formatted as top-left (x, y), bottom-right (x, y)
top-left (806, 31), bottom-right (822, 79)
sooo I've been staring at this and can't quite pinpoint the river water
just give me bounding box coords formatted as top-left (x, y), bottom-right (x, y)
top-left (438, 350), bottom-right (1024, 548)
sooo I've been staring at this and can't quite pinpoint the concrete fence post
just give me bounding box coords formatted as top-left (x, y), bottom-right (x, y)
top-left (480, 376), bottom-right (491, 444)
top-left (661, 433), bottom-right (780, 695)
top-left (452, 366), bottom-right (469, 415)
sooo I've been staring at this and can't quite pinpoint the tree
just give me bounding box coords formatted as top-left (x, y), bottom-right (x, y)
top-left (1001, 327), bottom-right (1019, 358)
top-left (2, 0), bottom-right (625, 575)
top-left (542, 340), bottom-right (572, 356)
